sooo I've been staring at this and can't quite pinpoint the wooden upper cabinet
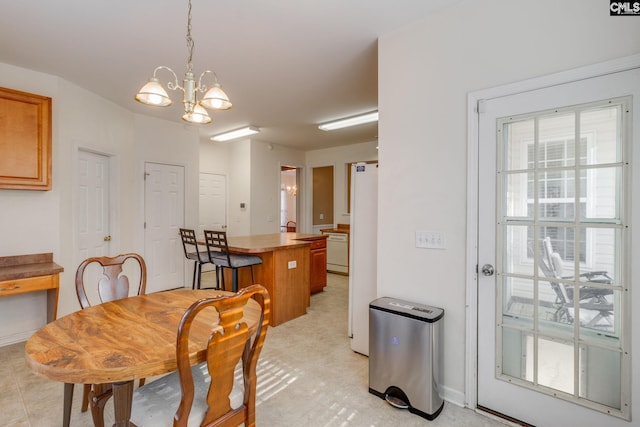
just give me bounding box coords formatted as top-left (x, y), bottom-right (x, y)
top-left (0, 87), bottom-right (52, 190)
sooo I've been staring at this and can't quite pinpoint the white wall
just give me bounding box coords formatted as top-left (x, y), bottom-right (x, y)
top-left (305, 141), bottom-right (378, 229)
top-left (0, 62), bottom-right (200, 344)
top-left (378, 0), bottom-right (640, 407)
top-left (250, 140), bottom-right (306, 234)
top-left (199, 139), bottom-right (306, 236)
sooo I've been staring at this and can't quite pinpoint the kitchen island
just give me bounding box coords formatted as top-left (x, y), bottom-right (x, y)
top-left (222, 232), bottom-right (327, 326)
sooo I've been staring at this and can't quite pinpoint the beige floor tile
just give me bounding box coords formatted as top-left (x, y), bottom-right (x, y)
top-left (2, 272), bottom-right (508, 426)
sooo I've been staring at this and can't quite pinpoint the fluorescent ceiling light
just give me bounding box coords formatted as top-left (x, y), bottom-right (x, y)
top-left (211, 126), bottom-right (260, 142)
top-left (318, 111), bottom-right (378, 131)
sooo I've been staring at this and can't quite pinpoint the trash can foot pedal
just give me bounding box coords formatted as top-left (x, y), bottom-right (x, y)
top-left (385, 394), bottom-right (409, 409)
top-left (383, 386), bottom-right (410, 409)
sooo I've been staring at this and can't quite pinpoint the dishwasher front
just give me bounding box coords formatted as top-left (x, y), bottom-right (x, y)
top-left (325, 232), bottom-right (348, 274)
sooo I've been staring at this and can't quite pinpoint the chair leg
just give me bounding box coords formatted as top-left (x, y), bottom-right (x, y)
top-left (192, 261), bottom-right (198, 290)
top-left (196, 262), bottom-right (202, 290)
top-left (63, 383), bottom-right (74, 427)
top-left (250, 266), bottom-right (255, 284)
top-left (232, 268), bottom-right (239, 292)
top-left (221, 267), bottom-right (227, 291)
top-left (81, 383), bottom-right (91, 411)
top-left (215, 265), bottom-right (220, 290)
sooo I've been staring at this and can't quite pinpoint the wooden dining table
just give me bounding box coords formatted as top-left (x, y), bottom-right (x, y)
top-left (24, 289), bottom-right (261, 427)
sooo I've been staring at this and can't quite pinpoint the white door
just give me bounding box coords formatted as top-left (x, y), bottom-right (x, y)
top-left (144, 162), bottom-right (185, 293)
top-left (77, 150), bottom-right (110, 261)
top-left (477, 68), bottom-right (639, 425)
top-left (199, 173), bottom-right (226, 234)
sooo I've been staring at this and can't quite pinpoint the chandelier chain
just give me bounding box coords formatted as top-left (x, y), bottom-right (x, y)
top-left (185, 0), bottom-right (194, 73)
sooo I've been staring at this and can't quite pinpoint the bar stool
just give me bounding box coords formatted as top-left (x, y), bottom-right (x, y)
top-left (179, 228), bottom-right (216, 289)
top-left (203, 230), bottom-right (262, 292)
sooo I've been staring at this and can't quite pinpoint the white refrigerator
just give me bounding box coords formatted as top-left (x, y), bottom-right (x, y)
top-left (348, 162), bottom-right (378, 355)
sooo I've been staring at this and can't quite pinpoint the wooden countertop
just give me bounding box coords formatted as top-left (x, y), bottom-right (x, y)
top-left (320, 228), bottom-right (350, 234)
top-left (319, 224), bottom-right (350, 234)
top-left (227, 233), bottom-right (327, 254)
top-left (0, 253), bottom-right (64, 281)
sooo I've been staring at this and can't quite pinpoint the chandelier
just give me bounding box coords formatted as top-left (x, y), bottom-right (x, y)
top-left (134, 0), bottom-right (232, 124)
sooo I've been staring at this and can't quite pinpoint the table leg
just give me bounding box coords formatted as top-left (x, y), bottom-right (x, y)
top-left (112, 380), bottom-right (136, 427)
top-left (63, 383), bottom-right (74, 427)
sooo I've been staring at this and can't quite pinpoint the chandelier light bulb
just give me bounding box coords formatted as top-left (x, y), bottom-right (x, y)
top-left (183, 104), bottom-right (212, 124)
top-left (134, 78), bottom-right (172, 107)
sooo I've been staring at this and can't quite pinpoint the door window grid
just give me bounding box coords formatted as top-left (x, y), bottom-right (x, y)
top-left (496, 99), bottom-right (629, 417)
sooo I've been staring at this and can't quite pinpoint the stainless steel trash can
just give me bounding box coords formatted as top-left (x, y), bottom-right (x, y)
top-left (369, 297), bottom-right (444, 420)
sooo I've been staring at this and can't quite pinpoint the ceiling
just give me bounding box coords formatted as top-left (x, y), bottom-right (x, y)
top-left (0, 0), bottom-right (454, 150)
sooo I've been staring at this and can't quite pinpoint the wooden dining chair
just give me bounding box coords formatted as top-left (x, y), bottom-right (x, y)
top-left (204, 230), bottom-right (263, 292)
top-left (130, 284), bottom-right (271, 427)
top-left (63, 253), bottom-right (148, 427)
top-left (180, 228), bottom-right (216, 289)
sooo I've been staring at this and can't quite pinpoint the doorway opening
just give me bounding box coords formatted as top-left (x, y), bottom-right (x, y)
top-left (280, 166), bottom-right (299, 232)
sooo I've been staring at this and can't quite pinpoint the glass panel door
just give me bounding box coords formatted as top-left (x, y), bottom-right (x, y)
top-left (498, 99), bottom-right (627, 413)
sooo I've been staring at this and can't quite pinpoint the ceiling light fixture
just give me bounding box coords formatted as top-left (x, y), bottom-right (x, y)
top-left (134, 0), bottom-right (231, 125)
top-left (318, 111), bottom-right (378, 131)
top-left (210, 126), bottom-right (260, 142)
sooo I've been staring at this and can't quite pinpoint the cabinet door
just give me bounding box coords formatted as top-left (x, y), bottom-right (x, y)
top-left (310, 248), bottom-right (327, 293)
top-left (0, 87), bottom-right (52, 190)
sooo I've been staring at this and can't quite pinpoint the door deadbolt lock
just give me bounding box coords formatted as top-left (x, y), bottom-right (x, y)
top-left (481, 264), bottom-right (495, 276)
top-left (104, 235), bottom-right (112, 242)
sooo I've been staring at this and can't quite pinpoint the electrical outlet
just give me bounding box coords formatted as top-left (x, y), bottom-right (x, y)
top-left (415, 230), bottom-right (446, 249)
top-left (288, 260), bottom-right (297, 269)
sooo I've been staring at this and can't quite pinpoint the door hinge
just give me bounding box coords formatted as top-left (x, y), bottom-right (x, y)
top-left (144, 172), bottom-right (150, 180)
top-left (477, 99), bottom-right (486, 114)
top-left (144, 222), bottom-right (146, 229)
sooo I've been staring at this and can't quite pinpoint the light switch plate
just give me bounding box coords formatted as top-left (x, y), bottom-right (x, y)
top-left (415, 230), bottom-right (446, 249)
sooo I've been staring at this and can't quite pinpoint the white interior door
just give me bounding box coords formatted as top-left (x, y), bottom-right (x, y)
top-left (144, 162), bottom-right (184, 293)
top-left (477, 68), bottom-right (639, 426)
top-left (199, 172), bottom-right (226, 234)
top-left (77, 150), bottom-right (110, 261)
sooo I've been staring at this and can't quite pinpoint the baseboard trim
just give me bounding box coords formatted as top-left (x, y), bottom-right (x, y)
top-left (0, 330), bottom-right (34, 347)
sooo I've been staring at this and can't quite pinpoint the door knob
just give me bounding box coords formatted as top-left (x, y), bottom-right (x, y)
top-left (481, 264), bottom-right (495, 276)
top-left (103, 235), bottom-right (112, 242)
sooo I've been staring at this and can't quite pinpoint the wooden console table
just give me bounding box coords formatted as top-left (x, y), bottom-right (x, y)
top-left (0, 253), bottom-right (63, 322)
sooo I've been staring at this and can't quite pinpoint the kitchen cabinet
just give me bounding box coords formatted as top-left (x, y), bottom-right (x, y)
top-left (309, 238), bottom-right (327, 294)
top-left (0, 87), bottom-right (52, 190)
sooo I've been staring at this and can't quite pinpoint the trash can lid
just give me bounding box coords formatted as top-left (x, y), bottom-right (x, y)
top-left (370, 297), bottom-right (444, 322)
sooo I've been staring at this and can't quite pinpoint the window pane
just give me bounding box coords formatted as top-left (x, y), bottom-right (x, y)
top-left (538, 280), bottom-right (575, 334)
top-left (503, 277), bottom-right (534, 323)
top-left (578, 287), bottom-right (620, 337)
top-left (580, 106), bottom-right (621, 165)
top-left (537, 226), bottom-right (585, 264)
top-left (537, 337), bottom-right (574, 394)
top-left (583, 167), bottom-right (621, 221)
top-left (537, 170), bottom-right (575, 221)
top-left (580, 227), bottom-right (620, 283)
top-left (504, 119), bottom-right (534, 171)
top-left (505, 172), bottom-right (530, 218)
top-left (538, 113), bottom-right (576, 168)
top-left (504, 225), bottom-right (533, 276)
top-left (579, 345), bottom-right (621, 409)
top-left (502, 328), bottom-right (529, 381)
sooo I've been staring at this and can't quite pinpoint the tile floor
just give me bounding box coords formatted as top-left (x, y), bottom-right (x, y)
top-left (2, 273), bottom-right (508, 426)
